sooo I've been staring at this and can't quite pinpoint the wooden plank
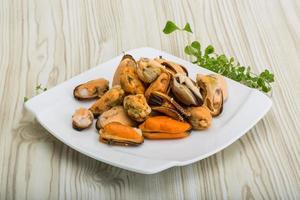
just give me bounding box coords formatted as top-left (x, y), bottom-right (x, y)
top-left (0, 0), bottom-right (299, 199)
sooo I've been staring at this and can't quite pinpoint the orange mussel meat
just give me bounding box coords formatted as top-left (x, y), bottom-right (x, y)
top-left (139, 116), bottom-right (191, 139)
top-left (99, 122), bottom-right (144, 146)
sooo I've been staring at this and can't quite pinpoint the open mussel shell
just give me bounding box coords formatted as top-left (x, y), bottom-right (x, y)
top-left (155, 58), bottom-right (188, 76)
top-left (149, 91), bottom-right (191, 118)
top-left (171, 73), bottom-right (203, 106)
top-left (72, 108), bottom-right (94, 131)
top-left (207, 74), bottom-right (228, 101)
top-left (99, 122), bottom-right (144, 146)
top-left (73, 78), bottom-right (109, 100)
top-left (196, 74), bottom-right (225, 116)
top-left (206, 89), bottom-right (223, 117)
top-left (151, 106), bottom-right (184, 121)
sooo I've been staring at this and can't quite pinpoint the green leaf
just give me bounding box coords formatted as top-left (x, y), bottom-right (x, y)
top-left (184, 45), bottom-right (197, 56)
top-left (24, 96), bottom-right (28, 102)
top-left (191, 41), bottom-right (201, 52)
top-left (36, 84), bottom-right (41, 90)
top-left (163, 21), bottom-right (180, 34)
top-left (183, 23), bottom-right (193, 33)
top-left (163, 21), bottom-right (193, 34)
top-left (205, 45), bottom-right (214, 55)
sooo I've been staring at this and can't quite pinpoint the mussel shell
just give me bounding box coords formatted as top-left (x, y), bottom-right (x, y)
top-left (99, 138), bottom-right (142, 146)
top-left (142, 132), bottom-right (189, 139)
top-left (171, 74), bottom-right (203, 106)
top-left (171, 83), bottom-right (198, 106)
top-left (155, 58), bottom-right (188, 76)
top-left (136, 58), bottom-right (164, 83)
top-left (144, 72), bottom-right (171, 100)
top-left (206, 89), bottom-right (223, 117)
top-left (196, 74), bottom-right (224, 116)
top-left (151, 106), bottom-right (184, 121)
top-left (207, 74), bottom-right (228, 101)
top-left (148, 91), bottom-right (191, 117)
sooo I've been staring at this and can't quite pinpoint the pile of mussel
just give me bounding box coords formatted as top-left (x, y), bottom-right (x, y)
top-left (72, 55), bottom-right (228, 146)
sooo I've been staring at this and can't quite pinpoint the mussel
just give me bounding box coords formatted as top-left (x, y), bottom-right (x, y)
top-left (112, 54), bottom-right (145, 94)
top-left (72, 108), bottom-right (94, 131)
top-left (155, 58), bottom-right (188, 76)
top-left (171, 73), bottom-right (203, 106)
top-left (196, 74), bottom-right (225, 116)
top-left (95, 106), bottom-right (136, 130)
top-left (99, 122), bottom-right (144, 146)
top-left (123, 94), bottom-right (151, 122)
top-left (207, 74), bottom-right (228, 101)
top-left (89, 86), bottom-right (125, 118)
top-left (139, 116), bottom-right (191, 139)
top-left (136, 58), bottom-right (164, 83)
top-left (149, 91), bottom-right (191, 120)
top-left (144, 72), bottom-right (171, 100)
top-left (73, 78), bottom-right (109, 100)
top-left (188, 106), bottom-right (212, 130)
top-left (112, 54), bottom-right (135, 86)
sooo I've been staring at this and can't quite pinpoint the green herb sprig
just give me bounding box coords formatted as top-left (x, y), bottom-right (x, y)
top-left (24, 84), bottom-right (48, 102)
top-left (163, 21), bottom-right (274, 93)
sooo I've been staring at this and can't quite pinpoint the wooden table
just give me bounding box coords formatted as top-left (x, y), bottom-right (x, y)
top-left (1, 0), bottom-right (299, 199)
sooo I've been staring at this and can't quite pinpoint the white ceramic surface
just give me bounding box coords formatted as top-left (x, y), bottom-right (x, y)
top-left (25, 47), bottom-right (272, 174)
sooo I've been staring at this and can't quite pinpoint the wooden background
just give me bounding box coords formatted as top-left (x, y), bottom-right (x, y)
top-left (1, 0), bottom-right (300, 199)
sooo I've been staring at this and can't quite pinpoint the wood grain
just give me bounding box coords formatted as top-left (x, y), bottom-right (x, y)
top-left (1, 0), bottom-right (300, 199)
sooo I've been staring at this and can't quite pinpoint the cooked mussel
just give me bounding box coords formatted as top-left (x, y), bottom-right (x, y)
top-left (139, 116), bottom-right (191, 139)
top-left (149, 91), bottom-right (191, 118)
top-left (72, 108), bottom-right (94, 131)
top-left (123, 94), bottom-right (151, 122)
top-left (89, 86), bottom-right (125, 118)
top-left (73, 78), bottom-right (109, 100)
top-left (144, 72), bottom-right (171, 100)
top-left (151, 106), bottom-right (184, 121)
top-left (95, 106), bottom-right (136, 130)
top-left (171, 73), bottom-right (203, 106)
top-left (112, 54), bottom-right (145, 94)
top-left (155, 58), bottom-right (188, 76)
top-left (137, 58), bottom-right (164, 83)
top-left (196, 74), bottom-right (225, 116)
top-left (188, 106), bottom-right (212, 130)
top-left (207, 74), bottom-right (228, 101)
top-left (112, 54), bottom-right (135, 86)
top-left (99, 122), bottom-right (144, 146)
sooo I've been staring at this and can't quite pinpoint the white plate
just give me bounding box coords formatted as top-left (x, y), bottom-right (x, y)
top-left (25, 47), bottom-right (272, 174)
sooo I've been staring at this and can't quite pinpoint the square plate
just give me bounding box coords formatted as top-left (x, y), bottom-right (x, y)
top-left (25, 47), bottom-right (272, 174)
